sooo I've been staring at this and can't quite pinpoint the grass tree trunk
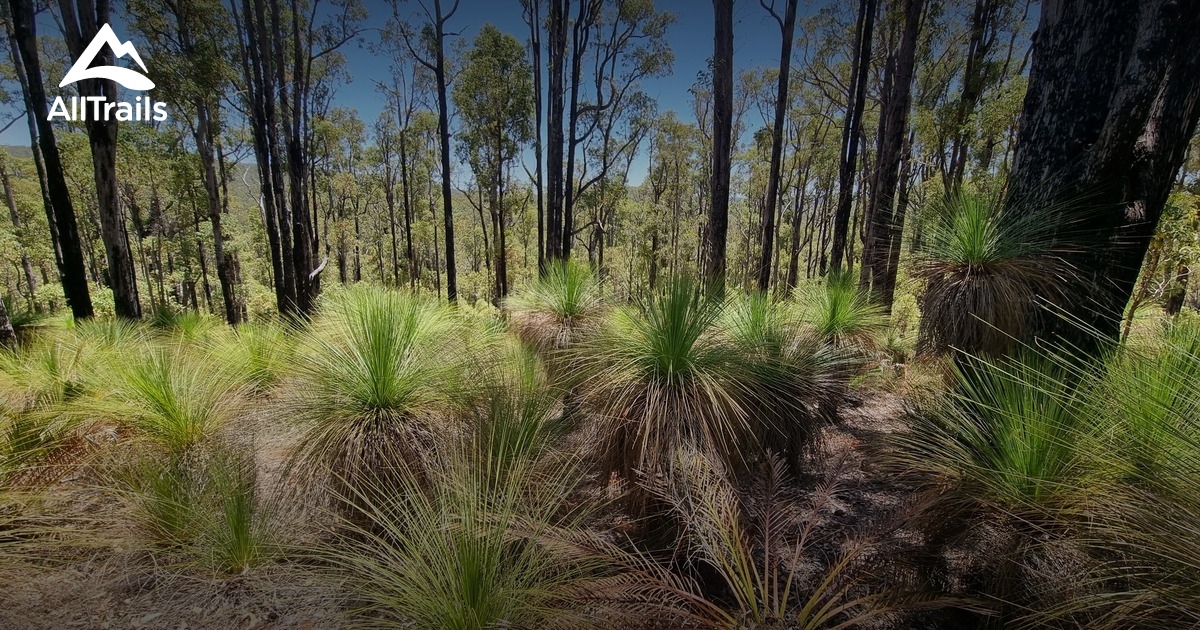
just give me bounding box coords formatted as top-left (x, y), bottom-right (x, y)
top-left (704, 0), bottom-right (734, 290)
top-left (59, 0), bottom-right (141, 319)
top-left (7, 0), bottom-right (92, 319)
top-left (829, 0), bottom-right (877, 274)
top-left (755, 0), bottom-right (798, 293)
top-left (1007, 0), bottom-right (1200, 355)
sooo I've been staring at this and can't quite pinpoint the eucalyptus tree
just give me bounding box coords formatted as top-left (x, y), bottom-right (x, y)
top-left (3, 0), bottom-right (92, 318)
top-left (129, 0), bottom-right (244, 324)
top-left (705, 0), bottom-right (733, 288)
top-left (828, 0), bottom-right (878, 274)
top-left (754, 0), bottom-right (797, 293)
top-left (55, 0), bottom-right (141, 318)
top-left (1006, 0), bottom-right (1200, 354)
top-left (859, 0), bottom-right (925, 312)
top-left (230, 0), bottom-right (363, 317)
top-left (452, 25), bottom-right (533, 305)
top-left (399, 0), bottom-right (460, 303)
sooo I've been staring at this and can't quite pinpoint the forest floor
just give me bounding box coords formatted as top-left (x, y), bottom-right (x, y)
top-left (0, 389), bottom-right (927, 629)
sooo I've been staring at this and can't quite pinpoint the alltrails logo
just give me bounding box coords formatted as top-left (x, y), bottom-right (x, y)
top-left (48, 24), bottom-right (167, 122)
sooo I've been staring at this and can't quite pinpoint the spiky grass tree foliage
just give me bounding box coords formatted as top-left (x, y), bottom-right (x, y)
top-left (506, 260), bottom-right (604, 361)
top-left (793, 272), bottom-right (886, 351)
top-left (893, 354), bottom-right (1090, 517)
top-left (915, 193), bottom-right (1070, 357)
top-left (94, 342), bottom-right (251, 454)
top-left (116, 444), bottom-right (280, 575)
top-left (282, 286), bottom-right (474, 509)
top-left (573, 278), bottom-right (845, 514)
top-left (722, 292), bottom-right (848, 472)
top-left (1033, 320), bottom-right (1200, 627)
top-left (1092, 318), bottom-right (1200, 486)
top-left (322, 361), bottom-right (710, 630)
top-left (219, 321), bottom-right (295, 392)
top-left (886, 352), bottom-right (1096, 625)
top-left (0, 331), bottom-right (103, 482)
top-left (891, 320), bottom-right (1200, 626)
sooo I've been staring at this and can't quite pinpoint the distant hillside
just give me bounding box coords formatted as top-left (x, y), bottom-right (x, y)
top-left (2, 145), bottom-right (34, 159)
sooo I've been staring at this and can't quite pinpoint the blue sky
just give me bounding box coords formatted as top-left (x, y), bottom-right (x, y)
top-left (1, 0), bottom-right (820, 183)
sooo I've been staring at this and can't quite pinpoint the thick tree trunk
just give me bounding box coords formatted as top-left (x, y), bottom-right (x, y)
top-left (7, 0), bottom-right (92, 319)
top-left (58, 0), bottom-right (140, 319)
top-left (755, 0), bottom-right (798, 292)
top-left (704, 0), bottom-right (734, 289)
top-left (829, 0), bottom-right (877, 274)
top-left (1007, 0), bottom-right (1200, 354)
top-left (861, 0), bottom-right (924, 312)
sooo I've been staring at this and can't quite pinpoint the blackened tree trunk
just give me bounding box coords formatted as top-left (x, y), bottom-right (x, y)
top-left (829, 0), bottom-right (877, 274)
top-left (58, 0), bottom-right (140, 319)
top-left (278, 0), bottom-right (318, 316)
top-left (704, 0), bottom-right (734, 288)
top-left (404, 0), bottom-right (462, 302)
top-left (560, 0), bottom-right (599, 260)
top-left (523, 0), bottom-right (546, 274)
top-left (1008, 0), bottom-right (1200, 354)
top-left (861, 0), bottom-right (924, 312)
top-left (945, 0), bottom-right (999, 193)
top-left (755, 0), bottom-right (798, 292)
top-left (193, 98), bottom-right (242, 325)
top-left (232, 0), bottom-right (291, 314)
top-left (6, 0), bottom-right (92, 319)
top-left (545, 0), bottom-right (567, 263)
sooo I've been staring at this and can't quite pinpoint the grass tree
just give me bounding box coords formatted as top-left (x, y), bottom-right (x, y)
top-left (280, 286), bottom-right (476, 511)
top-left (914, 193), bottom-right (1070, 357)
top-left (573, 277), bottom-right (844, 514)
top-left (320, 348), bottom-right (710, 629)
top-left (793, 272), bottom-right (887, 350)
top-left (505, 260), bottom-right (605, 360)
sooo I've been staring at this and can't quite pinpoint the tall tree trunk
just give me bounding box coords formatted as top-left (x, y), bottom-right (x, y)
top-left (58, 0), bottom-right (140, 319)
top-left (945, 0), bottom-right (997, 193)
top-left (194, 102), bottom-right (242, 325)
top-left (233, 0), bottom-right (292, 314)
top-left (432, 0), bottom-right (458, 302)
top-left (1007, 0), bottom-right (1200, 355)
top-left (862, 0), bottom-right (924, 312)
top-left (829, 0), bottom-right (877, 274)
top-left (545, 0), bottom-right (567, 261)
top-left (525, 0), bottom-right (546, 274)
top-left (6, 0), bottom-right (92, 319)
top-left (278, 0), bottom-right (318, 316)
top-left (755, 0), bottom-right (798, 292)
top-left (705, 0), bottom-right (734, 289)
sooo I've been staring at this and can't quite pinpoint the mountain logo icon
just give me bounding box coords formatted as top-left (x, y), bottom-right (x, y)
top-left (59, 23), bottom-right (155, 91)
